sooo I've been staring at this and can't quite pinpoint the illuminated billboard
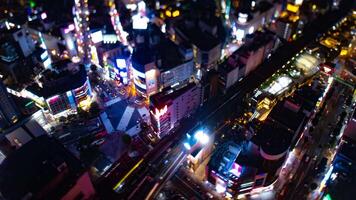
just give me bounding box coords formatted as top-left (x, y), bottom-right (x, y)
top-left (286, 4), bottom-right (299, 13)
top-left (145, 69), bottom-right (158, 96)
top-left (116, 59), bottom-right (128, 84)
top-left (132, 14), bottom-right (149, 30)
top-left (116, 59), bottom-right (126, 70)
top-left (264, 76), bottom-right (292, 95)
top-left (91, 30), bottom-right (103, 44)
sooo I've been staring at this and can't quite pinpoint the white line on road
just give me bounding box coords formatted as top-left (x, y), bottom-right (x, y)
top-left (104, 97), bottom-right (122, 107)
top-left (116, 106), bottom-right (135, 131)
top-left (137, 107), bottom-right (149, 118)
top-left (100, 112), bottom-right (115, 133)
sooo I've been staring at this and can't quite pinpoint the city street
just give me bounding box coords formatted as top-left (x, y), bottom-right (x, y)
top-left (96, 7), bottom-right (352, 199)
top-left (0, 1), bottom-right (355, 200)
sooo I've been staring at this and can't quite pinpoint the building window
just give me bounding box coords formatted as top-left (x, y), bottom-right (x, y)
top-left (202, 53), bottom-right (209, 64)
top-left (48, 94), bottom-right (71, 115)
top-left (254, 178), bottom-right (264, 187)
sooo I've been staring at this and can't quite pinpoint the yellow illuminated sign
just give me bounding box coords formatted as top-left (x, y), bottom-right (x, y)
top-left (172, 10), bottom-right (180, 17)
top-left (165, 10), bottom-right (171, 17)
top-left (286, 4), bottom-right (299, 13)
top-left (340, 49), bottom-right (348, 56)
top-left (320, 37), bottom-right (340, 48)
top-left (165, 9), bottom-right (180, 18)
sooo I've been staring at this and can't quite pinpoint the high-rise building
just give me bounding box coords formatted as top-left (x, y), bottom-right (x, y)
top-left (131, 35), bottom-right (195, 97)
top-left (231, 0), bottom-right (282, 41)
top-left (0, 81), bottom-right (21, 130)
top-left (73, 0), bottom-right (92, 65)
top-left (174, 16), bottom-right (224, 71)
top-left (0, 135), bottom-right (96, 200)
top-left (25, 62), bottom-right (92, 117)
top-left (149, 83), bottom-right (201, 138)
top-left (218, 31), bottom-right (276, 92)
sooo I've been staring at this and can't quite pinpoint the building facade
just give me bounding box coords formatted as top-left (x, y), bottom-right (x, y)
top-left (0, 81), bottom-right (21, 130)
top-left (150, 83), bottom-right (201, 138)
top-left (219, 31), bottom-right (276, 91)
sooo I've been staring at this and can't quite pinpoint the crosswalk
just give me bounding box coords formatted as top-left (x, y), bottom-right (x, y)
top-left (137, 107), bottom-right (149, 119)
top-left (100, 112), bottom-right (115, 133)
top-left (116, 106), bottom-right (135, 131)
top-left (102, 98), bottom-right (150, 136)
top-left (104, 97), bottom-right (122, 107)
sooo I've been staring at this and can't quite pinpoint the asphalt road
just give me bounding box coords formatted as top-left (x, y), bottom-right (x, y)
top-left (288, 82), bottom-right (351, 200)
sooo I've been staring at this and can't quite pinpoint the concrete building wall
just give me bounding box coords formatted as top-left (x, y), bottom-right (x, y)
top-left (159, 59), bottom-right (194, 89)
top-left (225, 66), bottom-right (239, 89)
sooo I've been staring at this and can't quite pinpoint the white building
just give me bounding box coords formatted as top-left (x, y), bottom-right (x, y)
top-left (232, 1), bottom-right (282, 41)
top-left (149, 83), bottom-right (201, 138)
top-left (131, 38), bottom-right (195, 97)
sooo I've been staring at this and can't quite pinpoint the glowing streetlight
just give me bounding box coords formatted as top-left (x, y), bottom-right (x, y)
top-left (183, 142), bottom-right (191, 150)
top-left (216, 183), bottom-right (226, 193)
top-left (194, 130), bottom-right (209, 145)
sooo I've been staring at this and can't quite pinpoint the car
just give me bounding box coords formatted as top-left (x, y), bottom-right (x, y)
top-left (95, 131), bottom-right (108, 139)
top-left (315, 157), bottom-right (328, 173)
top-left (305, 155), bottom-right (310, 163)
top-left (206, 192), bottom-right (214, 199)
top-left (91, 138), bottom-right (106, 146)
top-left (119, 89), bottom-right (126, 95)
top-left (135, 99), bottom-right (144, 105)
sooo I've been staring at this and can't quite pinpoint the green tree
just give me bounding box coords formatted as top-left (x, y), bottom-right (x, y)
top-left (89, 101), bottom-right (101, 117)
top-left (77, 107), bottom-right (89, 119)
top-left (90, 64), bottom-right (97, 72)
top-left (122, 133), bottom-right (132, 146)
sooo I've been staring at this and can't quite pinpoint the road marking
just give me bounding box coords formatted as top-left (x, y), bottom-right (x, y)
top-left (104, 97), bottom-right (122, 107)
top-left (126, 125), bottom-right (141, 136)
top-left (116, 106), bottom-right (135, 131)
top-left (138, 107), bottom-right (149, 119)
top-left (145, 183), bottom-right (159, 200)
top-left (100, 112), bottom-right (115, 133)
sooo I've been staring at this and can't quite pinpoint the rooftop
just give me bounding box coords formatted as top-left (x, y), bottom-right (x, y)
top-left (253, 121), bottom-right (293, 156)
top-left (27, 62), bottom-right (87, 98)
top-left (343, 117), bottom-right (356, 144)
top-left (220, 31), bottom-right (275, 73)
top-left (0, 135), bottom-right (83, 200)
top-left (269, 99), bottom-right (307, 133)
top-left (150, 82), bottom-right (197, 109)
top-left (293, 53), bottom-right (319, 76)
top-left (155, 38), bottom-right (190, 71)
top-left (263, 75), bottom-right (293, 95)
top-left (0, 40), bottom-right (20, 63)
top-left (208, 140), bottom-right (242, 180)
top-left (175, 20), bottom-right (221, 51)
top-left (338, 140), bottom-right (356, 163)
top-left (293, 80), bottom-right (325, 111)
top-left (131, 49), bottom-right (155, 71)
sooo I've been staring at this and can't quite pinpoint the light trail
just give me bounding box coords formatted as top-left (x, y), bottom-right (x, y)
top-left (145, 183), bottom-right (160, 200)
top-left (112, 158), bottom-right (144, 191)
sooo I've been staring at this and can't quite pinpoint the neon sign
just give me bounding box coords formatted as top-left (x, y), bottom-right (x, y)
top-left (64, 24), bottom-right (75, 34)
top-left (153, 105), bottom-right (168, 119)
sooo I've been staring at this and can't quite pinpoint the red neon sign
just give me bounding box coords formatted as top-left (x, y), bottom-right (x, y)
top-left (153, 105), bottom-right (168, 119)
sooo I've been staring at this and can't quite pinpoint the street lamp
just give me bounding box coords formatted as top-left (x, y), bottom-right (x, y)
top-left (183, 142), bottom-right (191, 150)
top-left (194, 130), bottom-right (209, 145)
